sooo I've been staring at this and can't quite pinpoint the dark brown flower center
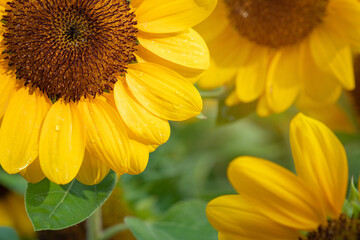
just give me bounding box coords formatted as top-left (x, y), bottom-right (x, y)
top-left (300, 214), bottom-right (360, 240)
top-left (3, 0), bottom-right (138, 102)
top-left (224, 0), bottom-right (329, 48)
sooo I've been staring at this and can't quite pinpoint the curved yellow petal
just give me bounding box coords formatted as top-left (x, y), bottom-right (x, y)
top-left (208, 25), bottom-right (253, 68)
top-left (207, 195), bottom-right (300, 240)
top-left (138, 29), bottom-right (209, 73)
top-left (309, 22), bottom-right (345, 69)
top-left (193, 0), bottom-right (230, 43)
top-left (290, 113), bottom-right (348, 218)
top-left (266, 47), bottom-right (300, 113)
top-left (76, 149), bottom-right (110, 185)
top-left (20, 157), bottom-right (45, 184)
top-left (130, 0), bottom-right (143, 9)
top-left (0, 88), bottom-right (50, 174)
top-left (228, 157), bottom-right (326, 230)
top-left (300, 41), bottom-right (342, 104)
top-left (197, 58), bottom-right (237, 90)
top-left (127, 139), bottom-right (149, 175)
top-left (235, 47), bottom-right (269, 103)
top-left (328, 46), bottom-right (354, 90)
top-left (127, 63), bottom-right (202, 121)
top-left (256, 95), bottom-right (273, 117)
top-left (113, 81), bottom-right (170, 145)
top-left (0, 71), bottom-right (16, 119)
top-left (327, 0), bottom-right (360, 52)
top-left (77, 98), bottom-right (130, 175)
top-left (39, 101), bottom-right (86, 185)
top-left (135, 0), bottom-right (217, 33)
top-left (225, 91), bottom-right (241, 107)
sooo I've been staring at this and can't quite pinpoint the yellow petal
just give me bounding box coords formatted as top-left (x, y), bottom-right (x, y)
top-left (0, 71), bottom-right (16, 119)
top-left (290, 113), bottom-right (348, 218)
top-left (207, 195), bottom-right (300, 240)
top-left (130, 0), bottom-right (143, 8)
top-left (135, 0), bottom-right (217, 33)
top-left (327, 0), bottom-right (360, 52)
top-left (296, 94), bottom-right (354, 133)
top-left (328, 46), bottom-right (354, 90)
top-left (300, 41), bottom-right (342, 104)
top-left (208, 25), bottom-right (253, 68)
top-left (228, 156), bottom-right (326, 230)
top-left (138, 29), bottom-right (209, 73)
top-left (127, 139), bottom-right (149, 175)
top-left (256, 95), bottom-right (273, 117)
top-left (76, 149), bottom-right (110, 185)
top-left (127, 63), bottom-right (202, 121)
top-left (135, 45), bottom-right (204, 79)
top-left (197, 58), bottom-right (237, 90)
top-left (225, 91), bottom-right (241, 107)
top-left (113, 81), bottom-right (170, 145)
top-left (20, 157), bottom-right (45, 184)
top-left (309, 23), bottom-right (345, 69)
top-left (77, 98), bottom-right (130, 175)
top-left (0, 88), bottom-right (50, 174)
top-left (193, 0), bottom-right (230, 43)
top-left (235, 46), bottom-right (269, 103)
top-left (39, 101), bottom-right (86, 185)
top-left (266, 47), bottom-right (300, 113)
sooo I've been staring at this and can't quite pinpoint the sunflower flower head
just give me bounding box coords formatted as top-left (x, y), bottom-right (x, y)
top-left (0, 0), bottom-right (217, 185)
top-left (195, 0), bottom-right (360, 116)
top-left (206, 113), bottom-right (360, 240)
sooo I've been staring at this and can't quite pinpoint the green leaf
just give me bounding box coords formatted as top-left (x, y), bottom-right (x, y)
top-left (25, 171), bottom-right (117, 231)
top-left (0, 227), bottom-right (20, 240)
top-left (345, 177), bottom-right (360, 218)
top-left (125, 200), bottom-right (217, 240)
top-left (0, 168), bottom-right (27, 195)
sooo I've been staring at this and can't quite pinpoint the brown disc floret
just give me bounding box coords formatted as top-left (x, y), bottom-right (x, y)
top-left (3, 0), bottom-right (138, 102)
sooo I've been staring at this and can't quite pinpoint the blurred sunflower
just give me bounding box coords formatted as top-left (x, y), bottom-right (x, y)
top-left (195, 0), bottom-right (360, 116)
top-left (0, 0), bottom-right (216, 185)
top-left (207, 113), bottom-right (353, 240)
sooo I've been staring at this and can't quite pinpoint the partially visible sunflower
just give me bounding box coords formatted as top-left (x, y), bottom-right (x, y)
top-left (195, 0), bottom-right (360, 116)
top-left (0, 0), bottom-right (216, 185)
top-left (206, 113), bottom-right (354, 240)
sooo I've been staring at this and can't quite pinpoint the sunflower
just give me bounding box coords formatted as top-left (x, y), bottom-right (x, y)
top-left (0, 0), bottom-right (216, 185)
top-left (195, 0), bottom-right (360, 116)
top-left (206, 113), bottom-right (354, 239)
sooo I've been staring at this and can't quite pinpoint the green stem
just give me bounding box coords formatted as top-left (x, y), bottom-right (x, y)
top-left (87, 208), bottom-right (103, 240)
top-left (100, 223), bottom-right (129, 240)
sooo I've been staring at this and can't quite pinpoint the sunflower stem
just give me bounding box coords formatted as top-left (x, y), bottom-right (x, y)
top-left (100, 222), bottom-right (129, 240)
top-left (87, 208), bottom-right (103, 240)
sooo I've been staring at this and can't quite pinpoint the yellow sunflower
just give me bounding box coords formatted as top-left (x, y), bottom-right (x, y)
top-left (195, 0), bottom-right (360, 116)
top-left (207, 113), bottom-right (351, 239)
top-left (0, 0), bottom-right (216, 185)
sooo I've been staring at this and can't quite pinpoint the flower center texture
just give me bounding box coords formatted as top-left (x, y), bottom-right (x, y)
top-left (300, 214), bottom-right (360, 240)
top-left (3, 0), bottom-right (138, 102)
top-left (224, 0), bottom-right (329, 48)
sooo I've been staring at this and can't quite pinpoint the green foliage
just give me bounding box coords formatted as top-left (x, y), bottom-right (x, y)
top-left (0, 227), bottom-right (20, 240)
top-left (343, 178), bottom-right (360, 218)
top-left (0, 168), bottom-right (27, 195)
top-left (125, 200), bottom-right (217, 240)
top-left (25, 171), bottom-right (116, 231)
